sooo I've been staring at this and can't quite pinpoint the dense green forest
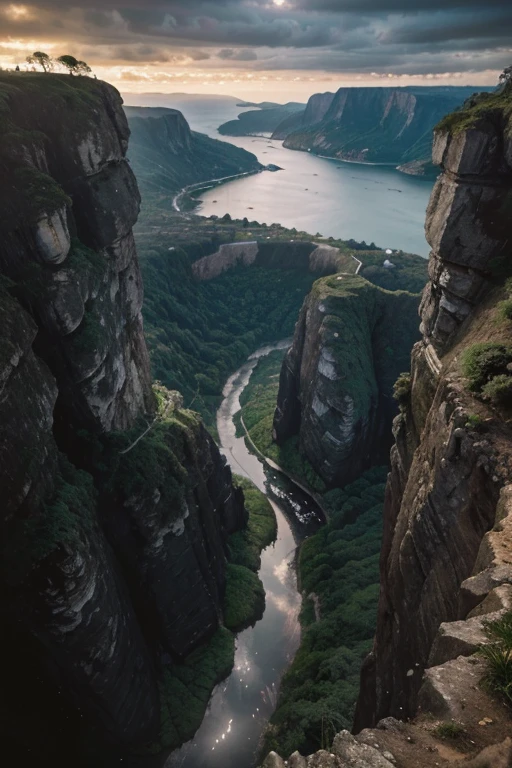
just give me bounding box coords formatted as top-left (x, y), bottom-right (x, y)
top-left (137, 222), bottom-right (427, 433)
top-left (237, 353), bottom-right (388, 756)
top-left (264, 467), bottom-right (388, 757)
top-left (138, 235), bottom-right (321, 430)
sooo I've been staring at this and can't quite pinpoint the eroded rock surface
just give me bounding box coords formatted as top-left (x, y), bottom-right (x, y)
top-left (0, 74), bottom-right (246, 755)
top-left (273, 275), bottom-right (420, 487)
top-left (355, 89), bottom-right (512, 733)
top-left (422, 108), bottom-right (512, 353)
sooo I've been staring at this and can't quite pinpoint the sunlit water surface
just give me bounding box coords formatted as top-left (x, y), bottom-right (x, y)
top-left (167, 341), bottom-right (323, 768)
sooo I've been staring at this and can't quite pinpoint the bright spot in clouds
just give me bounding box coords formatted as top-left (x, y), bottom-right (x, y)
top-left (6, 4), bottom-right (30, 18)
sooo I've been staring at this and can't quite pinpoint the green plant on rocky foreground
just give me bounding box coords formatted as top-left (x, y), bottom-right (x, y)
top-left (465, 413), bottom-right (484, 431)
top-left (461, 343), bottom-right (512, 404)
top-left (481, 374), bottom-right (512, 408)
top-left (434, 721), bottom-right (465, 740)
top-left (479, 611), bottom-right (512, 707)
top-left (393, 372), bottom-right (412, 409)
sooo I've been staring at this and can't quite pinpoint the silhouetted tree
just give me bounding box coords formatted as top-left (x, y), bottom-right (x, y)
top-left (58, 55), bottom-right (79, 74)
top-left (26, 51), bottom-right (53, 72)
top-left (76, 60), bottom-right (92, 75)
top-left (58, 55), bottom-right (92, 76)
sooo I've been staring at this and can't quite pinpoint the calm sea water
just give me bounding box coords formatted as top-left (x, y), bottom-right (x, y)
top-left (197, 135), bottom-right (434, 257)
top-left (136, 95), bottom-right (434, 257)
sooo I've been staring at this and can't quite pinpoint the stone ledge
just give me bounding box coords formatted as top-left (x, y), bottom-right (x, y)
top-left (458, 565), bottom-right (512, 617)
top-left (428, 613), bottom-right (502, 667)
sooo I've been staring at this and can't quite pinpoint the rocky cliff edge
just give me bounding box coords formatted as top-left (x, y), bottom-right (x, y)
top-left (272, 274), bottom-right (420, 488)
top-left (262, 84), bottom-right (512, 768)
top-left (0, 73), bottom-right (245, 758)
top-left (351, 87), bottom-right (512, 755)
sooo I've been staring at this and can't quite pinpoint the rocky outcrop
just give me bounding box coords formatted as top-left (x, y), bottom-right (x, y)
top-left (0, 73), bottom-right (246, 758)
top-left (125, 106), bottom-right (261, 196)
top-left (421, 103), bottom-right (512, 352)
top-left (192, 241), bottom-right (353, 281)
top-left (273, 275), bottom-right (420, 488)
top-left (275, 86), bottom-right (491, 171)
top-left (193, 241), bottom-right (260, 279)
top-left (217, 101), bottom-right (305, 137)
top-left (262, 716), bottom-right (512, 768)
top-left (355, 87), bottom-right (512, 733)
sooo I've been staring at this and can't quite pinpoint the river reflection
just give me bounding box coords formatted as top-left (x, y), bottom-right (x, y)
top-left (166, 341), bottom-right (323, 768)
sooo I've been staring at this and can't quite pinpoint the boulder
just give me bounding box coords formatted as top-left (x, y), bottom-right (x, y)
top-left (332, 730), bottom-right (395, 767)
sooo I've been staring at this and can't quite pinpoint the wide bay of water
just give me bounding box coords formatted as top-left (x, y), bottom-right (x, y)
top-left (152, 97), bottom-right (433, 258)
top-left (197, 135), bottom-right (434, 257)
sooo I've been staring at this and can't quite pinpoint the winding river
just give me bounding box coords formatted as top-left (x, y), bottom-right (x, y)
top-left (167, 341), bottom-right (323, 768)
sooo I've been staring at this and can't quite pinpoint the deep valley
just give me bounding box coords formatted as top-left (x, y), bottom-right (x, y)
top-left (1, 65), bottom-right (511, 768)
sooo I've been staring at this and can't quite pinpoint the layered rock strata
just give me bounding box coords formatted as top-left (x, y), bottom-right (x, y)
top-left (275, 86), bottom-right (489, 168)
top-left (273, 275), bottom-right (420, 488)
top-left (355, 89), bottom-right (512, 731)
top-left (0, 73), bottom-right (245, 755)
top-left (421, 104), bottom-right (512, 351)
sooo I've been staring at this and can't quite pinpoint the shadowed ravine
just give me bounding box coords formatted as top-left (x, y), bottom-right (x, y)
top-left (167, 342), bottom-right (323, 768)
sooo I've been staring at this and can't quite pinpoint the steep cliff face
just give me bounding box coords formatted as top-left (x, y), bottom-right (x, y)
top-left (191, 241), bottom-right (354, 281)
top-left (0, 73), bottom-right (245, 759)
top-left (276, 86), bottom-right (491, 170)
top-left (355, 87), bottom-right (512, 730)
top-left (125, 105), bottom-right (261, 197)
top-left (127, 107), bottom-right (193, 153)
top-left (217, 101), bottom-right (305, 137)
top-left (421, 98), bottom-right (512, 351)
top-left (272, 275), bottom-right (420, 488)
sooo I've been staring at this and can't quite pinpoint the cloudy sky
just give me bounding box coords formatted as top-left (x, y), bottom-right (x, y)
top-left (0, 0), bottom-right (510, 100)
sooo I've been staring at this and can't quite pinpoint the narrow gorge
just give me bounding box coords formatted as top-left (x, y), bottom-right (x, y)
top-left (2, 69), bottom-right (511, 768)
top-left (262, 84), bottom-right (512, 768)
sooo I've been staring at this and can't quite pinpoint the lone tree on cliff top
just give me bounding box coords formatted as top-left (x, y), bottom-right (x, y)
top-left (57, 55), bottom-right (92, 76)
top-left (26, 51), bottom-right (53, 72)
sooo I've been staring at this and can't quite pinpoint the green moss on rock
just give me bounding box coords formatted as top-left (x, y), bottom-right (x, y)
top-left (223, 563), bottom-right (265, 632)
top-left (5, 455), bottom-right (96, 585)
top-left (436, 85), bottom-right (512, 136)
top-left (13, 166), bottom-right (71, 222)
top-left (228, 476), bottom-right (277, 572)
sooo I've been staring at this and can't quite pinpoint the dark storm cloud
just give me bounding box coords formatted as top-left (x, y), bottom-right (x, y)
top-left (293, 0), bottom-right (509, 11)
top-left (0, 0), bottom-right (510, 75)
top-left (382, 9), bottom-right (512, 45)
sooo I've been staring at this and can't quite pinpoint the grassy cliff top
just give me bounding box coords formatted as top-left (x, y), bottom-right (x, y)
top-left (310, 271), bottom-right (419, 302)
top-left (0, 72), bottom-right (106, 132)
top-left (436, 83), bottom-right (512, 135)
top-left (0, 74), bottom-right (121, 230)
